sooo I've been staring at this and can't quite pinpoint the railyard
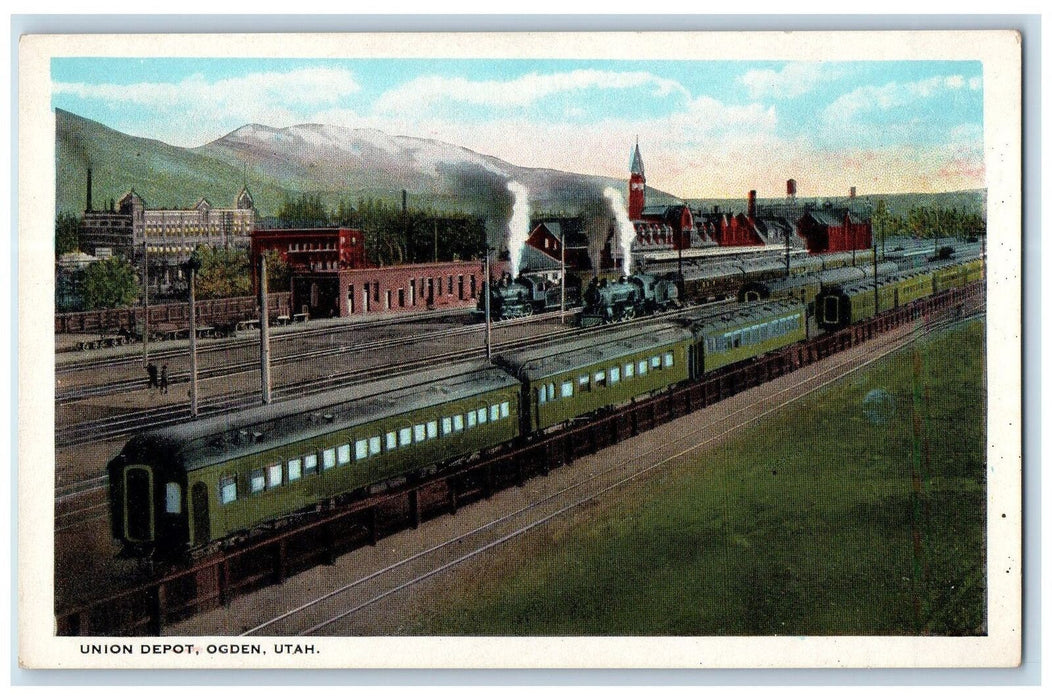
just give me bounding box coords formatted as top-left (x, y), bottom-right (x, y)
top-left (53, 270), bottom-right (984, 635)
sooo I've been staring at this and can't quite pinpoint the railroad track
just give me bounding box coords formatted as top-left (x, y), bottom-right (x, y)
top-left (54, 302), bottom-right (725, 449)
top-left (55, 309), bottom-right (480, 403)
top-left (52, 301), bottom-right (739, 510)
top-left (240, 309), bottom-right (986, 637)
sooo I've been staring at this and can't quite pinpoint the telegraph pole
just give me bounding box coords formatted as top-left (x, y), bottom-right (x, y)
top-left (484, 251), bottom-right (492, 359)
top-left (560, 230), bottom-right (566, 323)
top-left (259, 253), bottom-right (272, 404)
top-left (186, 250), bottom-right (202, 418)
top-left (142, 237), bottom-right (149, 365)
top-left (873, 235), bottom-right (879, 315)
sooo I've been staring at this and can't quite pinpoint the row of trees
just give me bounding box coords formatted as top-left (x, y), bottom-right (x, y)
top-left (275, 194), bottom-right (488, 266)
top-left (871, 201), bottom-right (986, 241)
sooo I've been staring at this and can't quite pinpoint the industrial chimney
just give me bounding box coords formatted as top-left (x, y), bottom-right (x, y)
top-left (747, 190), bottom-right (757, 221)
top-left (849, 186), bottom-right (857, 199)
top-left (786, 179), bottom-right (797, 197)
top-left (86, 167), bottom-right (93, 213)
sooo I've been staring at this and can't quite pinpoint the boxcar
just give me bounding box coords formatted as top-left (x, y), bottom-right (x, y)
top-left (108, 360), bottom-right (521, 556)
top-left (497, 322), bottom-right (694, 433)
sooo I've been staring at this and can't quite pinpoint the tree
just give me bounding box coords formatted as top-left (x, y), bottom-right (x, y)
top-left (194, 245), bottom-right (251, 299)
top-left (277, 193), bottom-right (330, 227)
top-left (56, 212), bottom-right (80, 257)
top-left (82, 256), bottom-right (140, 309)
top-left (263, 248), bottom-right (291, 293)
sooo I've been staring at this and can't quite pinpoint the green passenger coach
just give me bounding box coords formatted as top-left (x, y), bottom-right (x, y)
top-left (108, 361), bottom-right (521, 557)
top-left (684, 301), bottom-right (808, 374)
top-left (496, 323), bottom-right (694, 433)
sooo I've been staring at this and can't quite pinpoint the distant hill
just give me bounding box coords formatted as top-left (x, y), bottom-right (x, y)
top-left (55, 109), bottom-right (679, 221)
top-left (56, 109), bottom-right (985, 226)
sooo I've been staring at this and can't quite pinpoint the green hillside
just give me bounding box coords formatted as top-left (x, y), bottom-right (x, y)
top-left (55, 109), bottom-right (294, 218)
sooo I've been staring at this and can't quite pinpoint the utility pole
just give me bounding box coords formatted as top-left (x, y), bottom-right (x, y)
top-left (142, 237), bottom-right (149, 365)
top-left (185, 250), bottom-right (202, 418)
top-left (484, 251), bottom-right (492, 359)
top-left (259, 253), bottom-right (272, 404)
top-left (873, 235), bottom-right (879, 315)
top-left (560, 229), bottom-right (566, 323)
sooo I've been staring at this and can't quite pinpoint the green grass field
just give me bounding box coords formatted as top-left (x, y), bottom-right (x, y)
top-left (407, 319), bottom-right (987, 636)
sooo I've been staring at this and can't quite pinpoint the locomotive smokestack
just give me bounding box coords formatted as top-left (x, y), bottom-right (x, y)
top-left (86, 167), bottom-right (93, 212)
top-left (748, 190), bottom-right (757, 221)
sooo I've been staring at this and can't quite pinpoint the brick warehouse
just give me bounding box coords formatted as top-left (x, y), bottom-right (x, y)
top-left (295, 260), bottom-right (491, 319)
top-left (252, 226), bottom-right (499, 319)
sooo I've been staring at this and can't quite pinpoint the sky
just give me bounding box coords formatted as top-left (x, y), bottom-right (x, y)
top-left (51, 57), bottom-right (985, 199)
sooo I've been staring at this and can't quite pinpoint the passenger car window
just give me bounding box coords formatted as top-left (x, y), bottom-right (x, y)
top-left (165, 482), bottom-right (181, 514)
top-left (219, 477), bottom-right (237, 504)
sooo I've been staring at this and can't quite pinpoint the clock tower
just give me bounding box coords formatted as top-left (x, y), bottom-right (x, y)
top-left (628, 140), bottom-right (646, 220)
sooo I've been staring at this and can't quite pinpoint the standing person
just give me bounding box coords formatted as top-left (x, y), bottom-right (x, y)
top-left (146, 362), bottom-right (158, 389)
top-left (160, 364), bottom-right (169, 394)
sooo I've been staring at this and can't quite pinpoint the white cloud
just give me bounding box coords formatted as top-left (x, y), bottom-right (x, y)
top-left (54, 67), bottom-right (361, 145)
top-left (371, 69), bottom-right (690, 114)
top-left (739, 63), bottom-right (838, 100)
top-left (823, 75), bottom-right (979, 124)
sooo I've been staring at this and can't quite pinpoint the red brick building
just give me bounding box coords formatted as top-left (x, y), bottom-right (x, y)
top-left (796, 210), bottom-right (873, 254)
top-left (250, 227), bottom-right (367, 292)
top-left (323, 260), bottom-right (492, 318)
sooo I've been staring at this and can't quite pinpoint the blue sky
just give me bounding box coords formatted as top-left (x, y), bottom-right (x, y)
top-left (51, 57), bottom-right (984, 198)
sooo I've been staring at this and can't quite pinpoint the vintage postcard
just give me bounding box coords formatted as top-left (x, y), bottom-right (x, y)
top-left (18, 28), bottom-right (1022, 670)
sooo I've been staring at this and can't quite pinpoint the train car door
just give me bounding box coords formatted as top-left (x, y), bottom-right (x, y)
top-left (191, 482), bottom-right (210, 548)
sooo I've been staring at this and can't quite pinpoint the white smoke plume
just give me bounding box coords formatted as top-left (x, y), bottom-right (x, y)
top-left (604, 186), bottom-right (635, 276)
top-left (506, 181), bottom-right (531, 278)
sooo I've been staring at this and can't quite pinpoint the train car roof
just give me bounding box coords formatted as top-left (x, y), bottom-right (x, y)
top-left (120, 359), bottom-right (519, 471)
top-left (682, 300), bottom-right (806, 334)
top-left (496, 321), bottom-right (693, 380)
